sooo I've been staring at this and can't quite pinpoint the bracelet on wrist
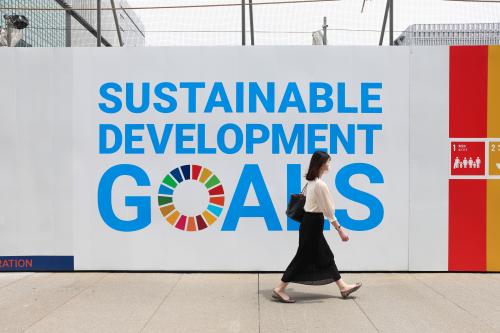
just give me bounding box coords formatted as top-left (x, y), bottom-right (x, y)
top-left (330, 221), bottom-right (341, 230)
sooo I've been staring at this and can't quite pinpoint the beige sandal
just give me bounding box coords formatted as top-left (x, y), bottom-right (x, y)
top-left (340, 282), bottom-right (362, 299)
top-left (272, 290), bottom-right (296, 303)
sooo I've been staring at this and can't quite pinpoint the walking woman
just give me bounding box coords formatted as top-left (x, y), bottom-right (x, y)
top-left (272, 151), bottom-right (362, 303)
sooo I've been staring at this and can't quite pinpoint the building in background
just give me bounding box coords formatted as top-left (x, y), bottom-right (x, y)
top-left (65, 0), bottom-right (145, 47)
top-left (0, 0), bottom-right (65, 47)
top-left (0, 0), bottom-right (144, 47)
top-left (395, 23), bottom-right (500, 46)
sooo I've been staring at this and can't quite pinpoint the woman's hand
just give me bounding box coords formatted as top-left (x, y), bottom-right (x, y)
top-left (338, 228), bottom-right (349, 242)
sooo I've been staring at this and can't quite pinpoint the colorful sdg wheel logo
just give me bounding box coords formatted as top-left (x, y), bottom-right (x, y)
top-left (157, 164), bottom-right (225, 231)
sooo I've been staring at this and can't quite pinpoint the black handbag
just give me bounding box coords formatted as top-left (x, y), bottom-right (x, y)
top-left (286, 183), bottom-right (308, 222)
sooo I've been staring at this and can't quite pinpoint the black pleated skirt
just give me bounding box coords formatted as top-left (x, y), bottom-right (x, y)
top-left (281, 212), bottom-right (342, 285)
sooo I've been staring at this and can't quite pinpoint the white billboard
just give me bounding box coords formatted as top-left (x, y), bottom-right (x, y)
top-left (71, 47), bottom-right (410, 270)
top-left (4, 46), bottom-right (475, 272)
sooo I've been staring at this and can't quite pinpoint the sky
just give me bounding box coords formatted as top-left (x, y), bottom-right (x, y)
top-left (125, 0), bottom-right (500, 46)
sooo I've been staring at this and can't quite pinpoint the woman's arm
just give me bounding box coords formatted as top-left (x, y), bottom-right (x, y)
top-left (316, 182), bottom-right (350, 241)
top-left (315, 183), bottom-right (341, 230)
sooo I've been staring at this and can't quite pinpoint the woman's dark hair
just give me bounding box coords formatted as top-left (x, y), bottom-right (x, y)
top-left (305, 151), bottom-right (331, 181)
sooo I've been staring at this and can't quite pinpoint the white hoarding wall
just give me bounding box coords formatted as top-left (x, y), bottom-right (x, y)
top-left (0, 47), bottom-right (448, 271)
top-left (408, 47), bottom-right (449, 271)
top-left (0, 49), bottom-right (74, 271)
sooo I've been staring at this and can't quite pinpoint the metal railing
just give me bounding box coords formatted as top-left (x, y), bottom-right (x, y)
top-left (395, 23), bottom-right (500, 46)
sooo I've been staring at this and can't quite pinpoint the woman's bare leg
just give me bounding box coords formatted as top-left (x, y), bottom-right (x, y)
top-left (335, 278), bottom-right (357, 291)
top-left (274, 280), bottom-right (289, 291)
top-left (273, 280), bottom-right (291, 300)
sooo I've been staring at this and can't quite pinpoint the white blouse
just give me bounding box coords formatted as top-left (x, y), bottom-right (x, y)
top-left (303, 177), bottom-right (338, 222)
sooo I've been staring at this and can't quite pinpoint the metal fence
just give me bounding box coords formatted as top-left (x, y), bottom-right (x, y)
top-left (1, 0), bottom-right (500, 47)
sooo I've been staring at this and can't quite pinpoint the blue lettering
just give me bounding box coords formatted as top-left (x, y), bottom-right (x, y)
top-left (222, 164), bottom-right (281, 231)
top-left (99, 124), bottom-right (122, 154)
top-left (335, 163), bottom-right (384, 231)
top-left (147, 123), bottom-right (172, 154)
top-left (124, 124), bottom-right (144, 154)
top-left (357, 124), bottom-right (382, 154)
top-left (307, 124), bottom-right (328, 153)
top-left (180, 82), bottom-right (205, 113)
top-left (246, 124), bottom-right (270, 154)
top-left (175, 124), bottom-right (196, 154)
top-left (205, 82), bottom-right (232, 113)
top-left (153, 82), bottom-right (177, 113)
top-left (125, 82), bottom-right (149, 113)
top-left (278, 82), bottom-right (306, 113)
top-left (361, 82), bottom-right (382, 113)
top-left (98, 164), bottom-right (151, 232)
top-left (310, 82), bottom-right (333, 113)
top-left (338, 82), bottom-right (358, 113)
top-left (329, 124), bottom-right (355, 154)
top-left (99, 82), bottom-right (122, 113)
top-left (198, 124), bottom-right (217, 154)
top-left (271, 124), bottom-right (305, 154)
top-left (249, 82), bottom-right (275, 113)
top-left (217, 123), bottom-right (243, 154)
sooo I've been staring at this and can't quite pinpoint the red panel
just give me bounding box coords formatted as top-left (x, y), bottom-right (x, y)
top-left (449, 179), bottom-right (486, 271)
top-left (449, 46), bottom-right (488, 138)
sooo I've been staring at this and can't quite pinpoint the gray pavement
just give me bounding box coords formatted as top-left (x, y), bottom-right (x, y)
top-left (0, 272), bottom-right (499, 333)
